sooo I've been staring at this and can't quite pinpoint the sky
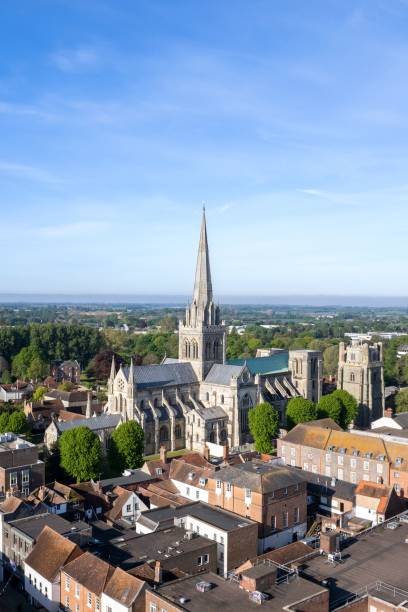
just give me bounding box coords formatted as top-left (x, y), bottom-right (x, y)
top-left (1, 0), bottom-right (408, 299)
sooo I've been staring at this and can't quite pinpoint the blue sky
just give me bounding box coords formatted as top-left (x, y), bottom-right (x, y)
top-left (1, 0), bottom-right (408, 298)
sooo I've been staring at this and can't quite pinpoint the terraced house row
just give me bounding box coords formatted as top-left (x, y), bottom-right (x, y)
top-left (278, 420), bottom-right (408, 497)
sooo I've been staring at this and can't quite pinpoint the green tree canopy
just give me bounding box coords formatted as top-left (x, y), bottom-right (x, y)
top-left (317, 394), bottom-right (343, 426)
top-left (248, 402), bottom-right (279, 454)
top-left (7, 411), bottom-right (30, 436)
top-left (11, 345), bottom-right (47, 381)
top-left (0, 410), bottom-right (29, 436)
top-left (286, 397), bottom-right (316, 429)
top-left (58, 381), bottom-right (75, 391)
top-left (108, 421), bottom-right (144, 473)
top-left (331, 389), bottom-right (359, 427)
top-left (396, 389), bottom-right (408, 413)
top-left (32, 386), bottom-right (48, 403)
top-left (59, 426), bottom-right (102, 483)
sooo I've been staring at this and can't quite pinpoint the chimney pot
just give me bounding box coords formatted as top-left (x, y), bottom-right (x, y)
top-left (159, 446), bottom-right (167, 465)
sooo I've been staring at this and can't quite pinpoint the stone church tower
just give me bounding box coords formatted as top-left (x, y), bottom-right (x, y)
top-left (179, 209), bottom-right (226, 381)
top-left (337, 340), bottom-right (385, 427)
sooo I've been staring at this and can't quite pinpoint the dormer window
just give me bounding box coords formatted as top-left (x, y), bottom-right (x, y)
top-left (188, 471), bottom-right (195, 480)
top-left (199, 477), bottom-right (207, 487)
top-left (396, 457), bottom-right (403, 466)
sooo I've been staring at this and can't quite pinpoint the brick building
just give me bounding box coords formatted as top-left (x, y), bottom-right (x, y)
top-left (278, 421), bottom-right (408, 498)
top-left (0, 432), bottom-right (44, 498)
top-left (208, 460), bottom-right (307, 551)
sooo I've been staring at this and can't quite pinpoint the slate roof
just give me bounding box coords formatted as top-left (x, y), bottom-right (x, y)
top-left (205, 364), bottom-right (244, 385)
top-left (9, 513), bottom-right (79, 540)
top-left (56, 413), bottom-right (121, 433)
top-left (99, 470), bottom-right (153, 490)
top-left (228, 353), bottom-right (289, 375)
top-left (24, 526), bottom-right (82, 581)
top-left (123, 362), bottom-right (198, 389)
top-left (193, 404), bottom-right (228, 420)
top-left (296, 469), bottom-right (357, 501)
top-left (394, 412), bottom-right (408, 428)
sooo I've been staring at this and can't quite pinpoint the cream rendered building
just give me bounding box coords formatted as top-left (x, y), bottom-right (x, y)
top-left (106, 211), bottom-right (322, 455)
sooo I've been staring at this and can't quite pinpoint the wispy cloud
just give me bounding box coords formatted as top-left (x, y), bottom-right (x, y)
top-left (0, 161), bottom-right (60, 184)
top-left (50, 46), bottom-right (100, 72)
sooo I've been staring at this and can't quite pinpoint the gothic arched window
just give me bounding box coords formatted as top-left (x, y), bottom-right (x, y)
top-left (153, 397), bottom-right (158, 408)
top-left (175, 424), bottom-right (182, 439)
top-left (213, 340), bottom-right (219, 359)
top-left (140, 399), bottom-right (144, 410)
top-left (206, 392), bottom-right (210, 402)
top-left (159, 426), bottom-right (169, 442)
top-left (221, 395), bottom-right (224, 405)
top-left (350, 372), bottom-right (355, 382)
top-left (205, 341), bottom-right (211, 360)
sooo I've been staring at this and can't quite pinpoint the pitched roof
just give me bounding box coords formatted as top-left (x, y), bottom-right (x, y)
top-left (205, 364), bottom-right (244, 385)
top-left (394, 412), bottom-right (408, 428)
top-left (122, 362), bottom-right (198, 389)
top-left (0, 495), bottom-right (25, 514)
top-left (103, 567), bottom-right (145, 606)
top-left (63, 551), bottom-right (114, 595)
top-left (216, 461), bottom-right (305, 493)
top-left (105, 490), bottom-right (133, 522)
top-left (55, 413), bottom-right (122, 433)
top-left (228, 353), bottom-right (289, 375)
top-left (169, 457), bottom-right (215, 487)
top-left (282, 423), bottom-right (333, 449)
top-left (24, 526), bottom-right (82, 581)
top-left (355, 481), bottom-right (389, 499)
top-left (304, 418), bottom-right (343, 430)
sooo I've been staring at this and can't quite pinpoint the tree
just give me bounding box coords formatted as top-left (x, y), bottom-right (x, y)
top-left (58, 381), bottom-right (75, 392)
top-left (323, 345), bottom-right (339, 377)
top-left (11, 345), bottom-right (47, 381)
top-left (248, 403), bottom-right (279, 454)
top-left (59, 426), bottom-right (102, 483)
top-left (27, 355), bottom-right (48, 381)
top-left (331, 389), bottom-right (359, 427)
top-left (86, 350), bottom-right (123, 382)
top-left (159, 316), bottom-right (178, 332)
top-left (396, 389), bottom-right (408, 413)
top-left (0, 370), bottom-right (11, 384)
top-left (7, 411), bottom-right (30, 436)
top-left (108, 421), bottom-right (144, 473)
top-left (286, 397), bottom-right (316, 429)
top-left (0, 412), bottom-right (10, 433)
top-left (32, 386), bottom-right (48, 403)
top-left (317, 394), bottom-right (343, 426)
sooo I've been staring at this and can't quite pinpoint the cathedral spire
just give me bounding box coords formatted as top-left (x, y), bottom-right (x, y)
top-left (128, 357), bottom-right (134, 384)
top-left (109, 354), bottom-right (116, 381)
top-left (193, 207), bottom-right (213, 306)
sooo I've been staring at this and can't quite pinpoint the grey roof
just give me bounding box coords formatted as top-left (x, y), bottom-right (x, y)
top-left (193, 404), bottom-right (228, 420)
top-left (293, 468), bottom-right (356, 501)
top-left (137, 502), bottom-right (254, 532)
top-left (100, 470), bottom-right (153, 490)
top-left (216, 460), bottom-right (305, 493)
top-left (394, 412), bottom-right (408, 428)
top-left (9, 513), bottom-right (88, 541)
top-left (56, 414), bottom-right (121, 433)
top-left (205, 364), bottom-right (244, 385)
top-left (123, 362), bottom-right (198, 389)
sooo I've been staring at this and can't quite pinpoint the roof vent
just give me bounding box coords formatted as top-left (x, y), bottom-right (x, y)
top-left (196, 581), bottom-right (214, 593)
top-left (179, 597), bottom-right (189, 604)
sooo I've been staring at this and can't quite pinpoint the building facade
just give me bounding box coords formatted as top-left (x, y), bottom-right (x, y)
top-left (106, 211), bottom-right (322, 455)
top-left (337, 340), bottom-right (385, 426)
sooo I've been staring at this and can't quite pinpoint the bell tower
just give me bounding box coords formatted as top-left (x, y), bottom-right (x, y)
top-left (179, 209), bottom-right (226, 381)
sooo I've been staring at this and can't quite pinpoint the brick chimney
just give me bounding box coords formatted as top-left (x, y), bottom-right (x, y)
top-left (203, 446), bottom-right (210, 461)
top-left (159, 446), bottom-right (167, 464)
top-left (154, 560), bottom-right (162, 583)
top-left (222, 444), bottom-right (229, 463)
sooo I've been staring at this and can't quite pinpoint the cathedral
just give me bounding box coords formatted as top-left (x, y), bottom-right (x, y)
top-left (106, 211), bottom-right (323, 455)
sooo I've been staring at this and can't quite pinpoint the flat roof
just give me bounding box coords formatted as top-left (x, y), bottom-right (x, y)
top-left (154, 571), bottom-right (327, 611)
top-left (9, 513), bottom-right (88, 540)
top-left (302, 519), bottom-right (408, 608)
top-left (95, 526), bottom-right (214, 571)
top-left (138, 502), bottom-right (255, 532)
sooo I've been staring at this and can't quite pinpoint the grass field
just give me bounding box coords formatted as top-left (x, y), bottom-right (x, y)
top-left (143, 448), bottom-right (189, 462)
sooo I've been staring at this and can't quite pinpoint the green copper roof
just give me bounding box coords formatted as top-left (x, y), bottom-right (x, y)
top-left (227, 352), bottom-right (289, 375)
